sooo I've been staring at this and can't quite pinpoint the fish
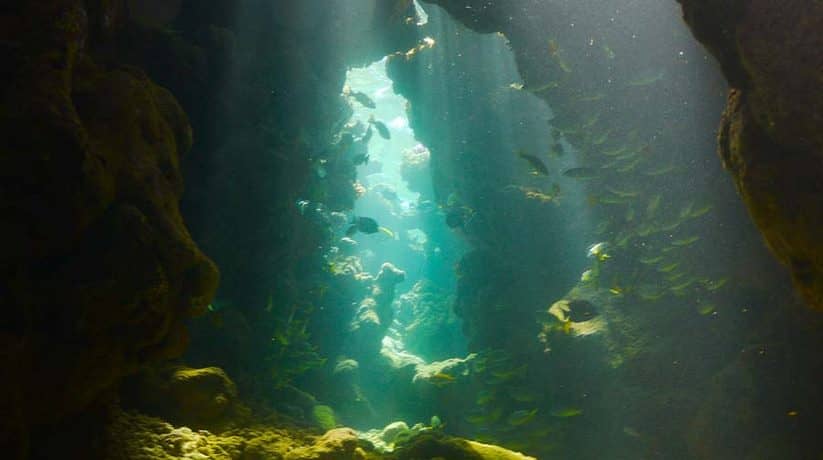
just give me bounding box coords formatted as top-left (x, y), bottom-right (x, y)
top-left (606, 186), bottom-right (640, 198)
top-left (582, 113), bottom-right (601, 129)
top-left (646, 195), bottom-right (662, 216)
top-left (522, 187), bottom-right (561, 204)
top-left (672, 236), bottom-right (700, 247)
top-left (580, 270), bottom-right (595, 282)
top-left (509, 390), bottom-right (539, 403)
top-left (547, 38), bottom-right (560, 56)
top-left (598, 195), bottom-right (632, 205)
top-left (609, 287), bottom-right (624, 296)
top-left (378, 226), bottom-right (396, 239)
top-left (703, 278), bottom-right (728, 291)
top-left (509, 82), bottom-right (525, 90)
top-left (476, 390), bottom-right (495, 405)
top-left (679, 202), bottom-right (695, 219)
top-left (644, 164), bottom-right (677, 176)
top-left (658, 220), bottom-right (681, 232)
top-left (563, 167), bottom-right (600, 179)
top-left (368, 115), bottom-right (391, 139)
top-left (466, 412), bottom-right (494, 425)
top-left (349, 90), bottom-right (376, 109)
top-left (550, 142), bottom-right (565, 157)
top-left (639, 255), bottom-right (664, 265)
top-left (637, 285), bottom-right (666, 301)
top-left (517, 150), bottom-right (549, 176)
top-left (587, 242), bottom-right (610, 261)
top-left (658, 262), bottom-right (680, 273)
top-left (361, 125), bottom-right (374, 144)
top-left (346, 216), bottom-right (380, 236)
top-left (602, 146), bottom-right (629, 157)
top-left (670, 278), bottom-right (696, 291)
top-left (507, 409), bottom-right (538, 426)
top-left (627, 71), bottom-right (665, 87)
top-left (551, 407), bottom-right (583, 418)
top-left (616, 157), bottom-right (643, 173)
top-left (429, 372), bottom-right (456, 385)
top-left (696, 304), bottom-right (716, 316)
top-left (689, 204), bottom-right (713, 218)
top-left (352, 153), bottom-right (369, 165)
top-left (602, 44), bottom-right (616, 59)
top-left (531, 81), bottom-right (560, 93)
top-left (591, 129), bottom-right (611, 145)
top-left (578, 93), bottom-right (606, 103)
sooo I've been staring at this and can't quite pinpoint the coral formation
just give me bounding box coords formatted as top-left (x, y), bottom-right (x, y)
top-left (349, 263), bottom-right (407, 357)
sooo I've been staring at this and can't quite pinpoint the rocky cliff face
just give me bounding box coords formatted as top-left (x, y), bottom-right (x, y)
top-left (0, 0), bottom-right (218, 455)
top-left (678, 0), bottom-right (823, 310)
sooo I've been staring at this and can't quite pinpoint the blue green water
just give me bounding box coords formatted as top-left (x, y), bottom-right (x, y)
top-left (185, 1), bottom-right (821, 458)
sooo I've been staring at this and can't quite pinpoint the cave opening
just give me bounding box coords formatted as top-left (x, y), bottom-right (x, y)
top-left (4, 0), bottom-right (823, 459)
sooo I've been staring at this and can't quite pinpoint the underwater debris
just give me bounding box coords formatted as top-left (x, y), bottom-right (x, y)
top-left (563, 167), bottom-right (600, 179)
top-left (368, 115), bottom-right (391, 139)
top-left (517, 150), bottom-right (549, 176)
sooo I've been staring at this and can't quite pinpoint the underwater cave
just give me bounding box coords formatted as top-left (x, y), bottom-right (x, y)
top-left (1, 0), bottom-right (822, 459)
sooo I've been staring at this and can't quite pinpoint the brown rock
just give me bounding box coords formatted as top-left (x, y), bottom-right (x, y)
top-left (680, 0), bottom-right (823, 309)
top-left (0, 0), bottom-right (218, 450)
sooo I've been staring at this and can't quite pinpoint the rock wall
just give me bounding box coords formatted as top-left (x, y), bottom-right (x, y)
top-left (0, 0), bottom-right (218, 455)
top-left (678, 0), bottom-right (823, 310)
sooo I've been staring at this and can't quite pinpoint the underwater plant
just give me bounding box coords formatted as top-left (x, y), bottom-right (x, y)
top-left (265, 302), bottom-right (327, 389)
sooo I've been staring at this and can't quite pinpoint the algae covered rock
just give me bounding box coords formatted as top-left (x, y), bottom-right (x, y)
top-left (284, 428), bottom-right (370, 460)
top-left (678, 0), bottom-right (823, 310)
top-left (122, 365), bottom-right (241, 431)
top-left (0, 0), bottom-right (218, 446)
top-left (311, 404), bottom-right (338, 431)
top-left (391, 431), bottom-right (535, 460)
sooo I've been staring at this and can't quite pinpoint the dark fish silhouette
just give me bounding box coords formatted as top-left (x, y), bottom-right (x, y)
top-left (368, 116), bottom-right (391, 140)
top-left (517, 150), bottom-right (549, 176)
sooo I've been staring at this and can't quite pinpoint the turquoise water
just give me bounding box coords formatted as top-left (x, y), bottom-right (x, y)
top-left (184, 1), bottom-right (822, 458)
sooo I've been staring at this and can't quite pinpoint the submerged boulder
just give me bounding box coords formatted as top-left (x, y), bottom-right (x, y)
top-left (121, 365), bottom-right (243, 431)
